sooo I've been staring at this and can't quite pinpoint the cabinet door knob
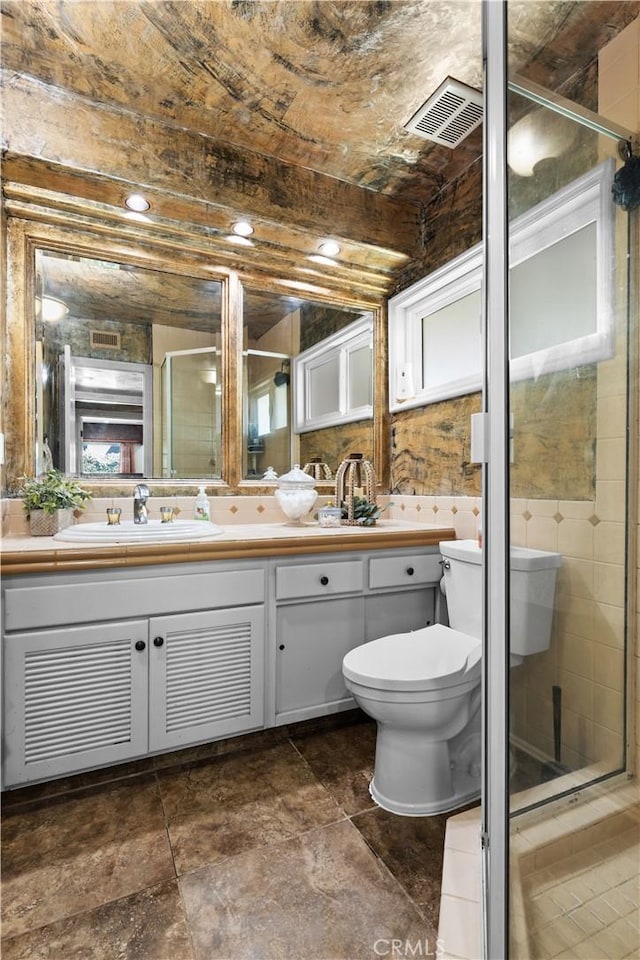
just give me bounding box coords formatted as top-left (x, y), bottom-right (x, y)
top-left (134, 640), bottom-right (146, 652)
top-left (406, 566), bottom-right (415, 576)
top-left (153, 636), bottom-right (164, 647)
top-left (279, 644), bottom-right (285, 651)
top-left (320, 575), bottom-right (329, 585)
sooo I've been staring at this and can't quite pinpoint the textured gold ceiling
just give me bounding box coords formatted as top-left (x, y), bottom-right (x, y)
top-left (2, 0), bottom-right (637, 205)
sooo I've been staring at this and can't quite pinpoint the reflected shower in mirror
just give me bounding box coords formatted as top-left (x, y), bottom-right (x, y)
top-left (35, 249), bottom-right (223, 480)
top-left (242, 287), bottom-right (374, 480)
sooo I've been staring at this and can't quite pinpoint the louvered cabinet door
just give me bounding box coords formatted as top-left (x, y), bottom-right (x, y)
top-left (3, 620), bottom-right (149, 787)
top-left (148, 606), bottom-right (265, 752)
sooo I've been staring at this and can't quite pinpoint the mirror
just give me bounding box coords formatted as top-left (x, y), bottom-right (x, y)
top-left (35, 249), bottom-right (223, 480)
top-left (242, 287), bottom-right (374, 480)
top-left (32, 247), bottom-right (375, 486)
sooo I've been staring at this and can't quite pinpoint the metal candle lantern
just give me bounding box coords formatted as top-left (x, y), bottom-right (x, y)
top-left (334, 453), bottom-right (376, 525)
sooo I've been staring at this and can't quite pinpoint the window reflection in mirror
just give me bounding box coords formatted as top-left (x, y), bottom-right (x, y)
top-left (242, 288), bottom-right (374, 480)
top-left (34, 249), bottom-right (222, 480)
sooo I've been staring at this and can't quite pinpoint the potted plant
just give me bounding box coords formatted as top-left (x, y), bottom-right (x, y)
top-left (19, 469), bottom-right (92, 536)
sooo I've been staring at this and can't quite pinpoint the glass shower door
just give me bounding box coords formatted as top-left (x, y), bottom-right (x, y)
top-left (503, 8), bottom-right (637, 960)
top-left (161, 347), bottom-right (221, 479)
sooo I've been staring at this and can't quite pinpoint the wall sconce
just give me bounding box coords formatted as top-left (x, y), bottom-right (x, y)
top-left (507, 109), bottom-right (577, 177)
top-left (35, 296), bottom-right (69, 321)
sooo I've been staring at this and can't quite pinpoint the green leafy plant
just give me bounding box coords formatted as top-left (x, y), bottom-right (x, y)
top-left (341, 496), bottom-right (391, 526)
top-left (19, 470), bottom-right (92, 516)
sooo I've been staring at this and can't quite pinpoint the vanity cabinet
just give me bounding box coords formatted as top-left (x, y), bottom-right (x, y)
top-left (2, 541), bottom-right (444, 787)
top-left (2, 563), bottom-right (265, 787)
top-left (273, 548), bottom-right (441, 725)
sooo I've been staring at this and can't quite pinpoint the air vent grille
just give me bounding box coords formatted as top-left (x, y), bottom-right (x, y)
top-left (90, 330), bottom-right (121, 350)
top-left (404, 77), bottom-right (483, 148)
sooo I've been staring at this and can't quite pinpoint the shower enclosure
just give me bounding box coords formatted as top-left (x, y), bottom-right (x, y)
top-left (161, 347), bottom-right (222, 479)
top-left (483, 4), bottom-right (638, 958)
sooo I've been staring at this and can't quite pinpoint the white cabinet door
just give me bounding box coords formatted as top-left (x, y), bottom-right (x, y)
top-left (3, 620), bottom-right (149, 787)
top-left (148, 606), bottom-right (265, 751)
top-left (276, 596), bottom-right (364, 723)
top-left (364, 590), bottom-right (435, 643)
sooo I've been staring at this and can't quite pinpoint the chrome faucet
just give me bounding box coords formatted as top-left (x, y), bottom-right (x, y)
top-left (133, 483), bottom-right (150, 524)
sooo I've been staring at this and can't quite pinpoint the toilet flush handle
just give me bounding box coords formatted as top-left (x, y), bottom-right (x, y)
top-left (439, 558), bottom-right (451, 570)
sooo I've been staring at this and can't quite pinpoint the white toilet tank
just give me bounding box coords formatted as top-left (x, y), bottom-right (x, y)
top-left (439, 539), bottom-right (562, 656)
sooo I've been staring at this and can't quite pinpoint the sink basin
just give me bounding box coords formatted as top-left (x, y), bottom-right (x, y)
top-left (53, 519), bottom-right (224, 543)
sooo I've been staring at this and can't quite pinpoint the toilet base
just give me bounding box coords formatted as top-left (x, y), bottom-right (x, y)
top-left (369, 764), bottom-right (480, 817)
top-left (367, 715), bottom-right (481, 817)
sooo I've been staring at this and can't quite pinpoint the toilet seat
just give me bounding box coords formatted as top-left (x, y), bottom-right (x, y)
top-left (343, 623), bottom-right (481, 692)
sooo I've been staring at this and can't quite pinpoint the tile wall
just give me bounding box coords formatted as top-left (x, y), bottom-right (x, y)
top-left (0, 492), bottom-right (309, 536)
top-left (387, 489), bottom-right (632, 786)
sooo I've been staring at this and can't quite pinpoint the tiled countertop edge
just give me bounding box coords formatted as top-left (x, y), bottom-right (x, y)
top-left (1, 521), bottom-right (456, 574)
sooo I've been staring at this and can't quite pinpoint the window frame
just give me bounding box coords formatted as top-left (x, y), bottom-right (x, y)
top-left (388, 158), bottom-right (615, 413)
top-left (293, 313), bottom-right (374, 433)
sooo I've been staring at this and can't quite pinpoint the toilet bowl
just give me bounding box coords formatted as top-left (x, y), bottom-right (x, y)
top-left (343, 623), bottom-right (482, 816)
top-left (343, 538), bottom-right (561, 817)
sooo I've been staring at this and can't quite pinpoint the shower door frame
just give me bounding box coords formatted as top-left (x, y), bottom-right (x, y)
top-left (482, 3), bottom-right (637, 957)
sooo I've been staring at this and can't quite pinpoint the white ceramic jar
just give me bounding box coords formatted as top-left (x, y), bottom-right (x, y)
top-left (275, 464), bottom-right (318, 525)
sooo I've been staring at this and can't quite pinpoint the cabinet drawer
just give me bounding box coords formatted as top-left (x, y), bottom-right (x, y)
top-left (276, 560), bottom-right (363, 600)
top-left (4, 568), bottom-right (265, 631)
top-left (369, 554), bottom-right (441, 590)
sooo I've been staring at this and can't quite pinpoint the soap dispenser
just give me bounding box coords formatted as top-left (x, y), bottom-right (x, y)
top-left (194, 486), bottom-right (210, 521)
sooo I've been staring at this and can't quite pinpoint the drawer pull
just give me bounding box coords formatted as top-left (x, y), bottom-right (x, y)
top-left (134, 640), bottom-right (146, 652)
top-left (153, 636), bottom-right (164, 647)
top-left (320, 575), bottom-right (329, 585)
top-left (406, 567), bottom-right (415, 576)
top-left (279, 644), bottom-right (285, 651)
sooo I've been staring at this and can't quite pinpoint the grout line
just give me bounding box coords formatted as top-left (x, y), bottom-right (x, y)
top-left (155, 769), bottom-right (180, 881)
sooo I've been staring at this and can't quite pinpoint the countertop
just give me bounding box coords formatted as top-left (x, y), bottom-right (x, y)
top-left (1, 520), bottom-right (456, 574)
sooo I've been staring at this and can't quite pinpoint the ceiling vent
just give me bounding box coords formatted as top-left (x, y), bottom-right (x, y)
top-left (404, 77), bottom-right (483, 148)
top-left (90, 330), bottom-right (121, 350)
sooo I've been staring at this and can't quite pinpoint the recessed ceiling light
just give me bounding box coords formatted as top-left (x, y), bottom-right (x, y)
top-left (318, 240), bottom-right (340, 257)
top-left (232, 220), bottom-right (254, 237)
top-left (124, 193), bottom-right (150, 212)
top-left (225, 235), bottom-right (254, 246)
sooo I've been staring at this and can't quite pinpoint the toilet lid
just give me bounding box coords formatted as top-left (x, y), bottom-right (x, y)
top-left (343, 624), bottom-right (481, 692)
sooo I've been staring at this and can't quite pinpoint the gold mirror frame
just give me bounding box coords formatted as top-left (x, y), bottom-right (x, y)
top-left (2, 210), bottom-right (389, 496)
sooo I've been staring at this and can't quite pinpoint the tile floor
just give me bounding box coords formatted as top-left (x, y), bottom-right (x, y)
top-left (522, 821), bottom-right (640, 960)
top-left (1, 713), bottom-right (461, 960)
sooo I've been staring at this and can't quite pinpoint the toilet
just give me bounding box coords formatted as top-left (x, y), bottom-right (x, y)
top-left (342, 539), bottom-right (562, 817)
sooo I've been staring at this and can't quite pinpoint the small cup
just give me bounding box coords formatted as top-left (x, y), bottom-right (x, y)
top-left (106, 507), bottom-right (122, 526)
top-left (160, 506), bottom-right (174, 523)
top-left (318, 506), bottom-right (343, 528)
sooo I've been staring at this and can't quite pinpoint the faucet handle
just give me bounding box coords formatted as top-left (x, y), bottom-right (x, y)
top-left (134, 483), bottom-right (150, 499)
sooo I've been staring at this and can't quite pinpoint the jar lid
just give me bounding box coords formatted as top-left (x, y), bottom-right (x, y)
top-left (277, 464), bottom-right (317, 488)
